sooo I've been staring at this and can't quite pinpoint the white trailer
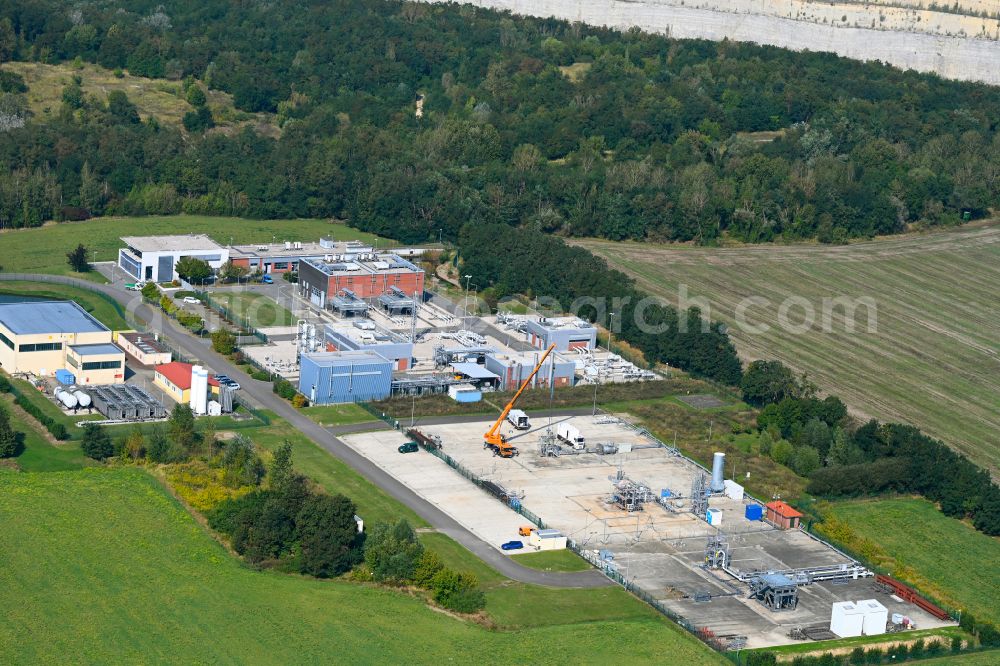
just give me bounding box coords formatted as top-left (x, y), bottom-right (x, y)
top-left (556, 422), bottom-right (585, 450)
top-left (507, 409), bottom-right (530, 430)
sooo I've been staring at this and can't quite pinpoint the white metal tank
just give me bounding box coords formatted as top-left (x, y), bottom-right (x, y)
top-left (73, 390), bottom-right (92, 408)
top-left (190, 365), bottom-right (209, 415)
top-left (711, 452), bottom-right (726, 492)
top-left (54, 386), bottom-right (78, 409)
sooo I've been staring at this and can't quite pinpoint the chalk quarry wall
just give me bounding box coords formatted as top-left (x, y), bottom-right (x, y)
top-left (420, 0), bottom-right (1000, 85)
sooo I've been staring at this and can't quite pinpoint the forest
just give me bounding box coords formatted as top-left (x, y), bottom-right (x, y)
top-left (1, 0), bottom-right (999, 241)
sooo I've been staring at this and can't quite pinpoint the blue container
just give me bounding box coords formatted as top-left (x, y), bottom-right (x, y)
top-left (454, 390), bottom-right (482, 403)
top-left (745, 504), bottom-right (763, 521)
top-left (660, 488), bottom-right (672, 498)
top-left (55, 369), bottom-right (76, 386)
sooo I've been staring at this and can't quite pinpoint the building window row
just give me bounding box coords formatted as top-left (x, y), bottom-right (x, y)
top-left (0, 330), bottom-right (13, 349)
top-left (82, 360), bottom-right (122, 370)
top-left (19, 342), bottom-right (62, 352)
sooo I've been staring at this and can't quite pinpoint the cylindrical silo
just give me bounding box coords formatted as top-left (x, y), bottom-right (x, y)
top-left (711, 452), bottom-right (726, 492)
top-left (190, 365), bottom-right (209, 415)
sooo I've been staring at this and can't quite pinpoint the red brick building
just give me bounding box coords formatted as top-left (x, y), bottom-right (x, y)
top-left (765, 501), bottom-right (803, 530)
top-left (299, 254), bottom-right (425, 307)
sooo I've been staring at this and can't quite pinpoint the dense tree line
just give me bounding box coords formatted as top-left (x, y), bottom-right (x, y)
top-left (460, 224), bottom-right (743, 384)
top-left (1, 0), bottom-right (999, 240)
top-left (740, 361), bottom-right (1000, 536)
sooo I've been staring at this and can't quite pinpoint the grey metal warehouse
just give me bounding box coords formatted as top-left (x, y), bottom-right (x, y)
top-left (484, 352), bottom-right (576, 390)
top-left (298, 351), bottom-right (393, 404)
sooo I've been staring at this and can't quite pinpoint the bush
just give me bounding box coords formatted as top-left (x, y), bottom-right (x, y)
top-left (273, 378), bottom-right (297, 401)
top-left (291, 393), bottom-right (308, 408)
top-left (364, 519), bottom-right (423, 584)
top-left (81, 423), bottom-right (113, 460)
top-left (429, 568), bottom-right (485, 613)
top-left (13, 393), bottom-right (70, 440)
top-left (211, 328), bottom-right (237, 355)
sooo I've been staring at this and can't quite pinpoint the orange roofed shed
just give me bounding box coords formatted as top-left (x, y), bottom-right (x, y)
top-left (765, 501), bottom-right (803, 530)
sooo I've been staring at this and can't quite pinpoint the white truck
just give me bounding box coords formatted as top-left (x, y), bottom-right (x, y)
top-left (506, 409), bottom-right (530, 430)
top-left (556, 422), bottom-right (585, 450)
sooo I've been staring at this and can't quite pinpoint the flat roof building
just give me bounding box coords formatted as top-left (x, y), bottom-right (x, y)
top-left (299, 351), bottom-right (393, 404)
top-left (484, 352), bottom-right (575, 391)
top-left (228, 238), bottom-right (374, 275)
top-left (118, 234), bottom-right (229, 283)
top-left (525, 316), bottom-right (598, 352)
top-left (299, 254), bottom-right (424, 306)
top-left (115, 331), bottom-right (171, 366)
top-left (0, 301), bottom-right (123, 383)
top-left (323, 322), bottom-right (413, 371)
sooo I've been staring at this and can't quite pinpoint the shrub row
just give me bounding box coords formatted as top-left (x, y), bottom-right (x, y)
top-left (0, 376), bottom-right (69, 440)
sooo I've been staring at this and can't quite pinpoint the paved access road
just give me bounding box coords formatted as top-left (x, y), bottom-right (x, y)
top-left (1, 273), bottom-right (610, 588)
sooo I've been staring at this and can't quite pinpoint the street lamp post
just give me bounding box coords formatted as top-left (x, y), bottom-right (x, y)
top-left (463, 274), bottom-right (472, 327)
top-left (608, 312), bottom-right (615, 354)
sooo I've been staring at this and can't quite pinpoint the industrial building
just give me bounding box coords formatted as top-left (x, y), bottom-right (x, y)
top-left (64, 343), bottom-right (126, 384)
top-left (765, 501), bottom-right (804, 530)
top-left (153, 361), bottom-right (220, 404)
top-left (484, 352), bottom-right (575, 390)
top-left (0, 301), bottom-right (123, 382)
top-left (323, 322), bottom-right (414, 371)
top-left (298, 254), bottom-right (424, 306)
top-left (118, 235), bottom-right (229, 283)
top-left (115, 331), bottom-right (172, 366)
top-left (525, 316), bottom-right (598, 352)
top-left (227, 238), bottom-right (374, 276)
top-left (299, 351), bottom-right (393, 404)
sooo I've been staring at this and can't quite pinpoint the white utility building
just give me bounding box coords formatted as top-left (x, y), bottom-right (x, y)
top-left (859, 599), bottom-right (889, 635)
top-left (118, 235), bottom-right (229, 283)
top-left (830, 601), bottom-right (866, 637)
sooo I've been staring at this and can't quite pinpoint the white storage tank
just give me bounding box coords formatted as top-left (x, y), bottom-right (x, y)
top-left (189, 365), bottom-right (209, 415)
top-left (830, 601), bottom-right (865, 637)
top-left (711, 452), bottom-right (726, 492)
top-left (859, 599), bottom-right (888, 635)
top-left (54, 386), bottom-right (78, 410)
top-left (73, 390), bottom-right (92, 408)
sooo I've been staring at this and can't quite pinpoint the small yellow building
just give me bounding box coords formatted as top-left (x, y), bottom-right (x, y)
top-left (115, 331), bottom-right (172, 366)
top-left (153, 361), bottom-right (219, 404)
top-left (0, 300), bottom-right (124, 383)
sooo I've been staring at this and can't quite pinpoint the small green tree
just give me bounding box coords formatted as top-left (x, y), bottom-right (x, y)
top-left (430, 568), bottom-right (485, 613)
top-left (0, 404), bottom-right (21, 458)
top-left (269, 441), bottom-right (294, 491)
top-left (167, 403), bottom-right (196, 452)
top-left (186, 83), bottom-right (207, 107)
top-left (66, 244), bottom-right (91, 272)
top-left (221, 434), bottom-right (265, 487)
top-left (412, 550), bottom-right (445, 588)
top-left (174, 256), bottom-right (212, 283)
top-left (218, 260), bottom-right (249, 283)
top-left (364, 519), bottom-right (424, 583)
top-left (211, 328), bottom-right (237, 355)
top-left (140, 282), bottom-right (159, 300)
top-left (81, 423), bottom-right (113, 460)
top-left (791, 446), bottom-right (821, 476)
top-left (771, 439), bottom-right (795, 466)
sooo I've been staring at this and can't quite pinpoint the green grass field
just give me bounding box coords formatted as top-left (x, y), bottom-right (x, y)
top-left (0, 281), bottom-right (127, 329)
top-left (511, 549), bottom-right (593, 572)
top-left (0, 215), bottom-right (389, 279)
top-left (824, 498), bottom-right (1000, 622)
top-left (2, 395), bottom-right (92, 472)
top-left (581, 222), bottom-right (1000, 473)
top-left (0, 469), bottom-right (724, 664)
top-left (207, 291), bottom-right (296, 327)
top-left (300, 403), bottom-right (376, 427)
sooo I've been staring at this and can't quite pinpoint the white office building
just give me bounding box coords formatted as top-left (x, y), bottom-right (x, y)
top-left (118, 235), bottom-right (229, 283)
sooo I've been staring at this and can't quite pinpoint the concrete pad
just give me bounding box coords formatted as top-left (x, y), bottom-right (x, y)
top-left (339, 429), bottom-right (527, 550)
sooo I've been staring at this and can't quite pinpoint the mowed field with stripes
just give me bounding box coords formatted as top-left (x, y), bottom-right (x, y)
top-left (581, 223), bottom-right (1000, 473)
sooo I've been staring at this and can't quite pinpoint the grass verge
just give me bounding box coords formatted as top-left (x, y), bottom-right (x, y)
top-left (510, 549), bottom-right (593, 572)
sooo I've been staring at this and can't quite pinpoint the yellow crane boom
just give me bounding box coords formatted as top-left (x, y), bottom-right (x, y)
top-left (484, 343), bottom-right (556, 455)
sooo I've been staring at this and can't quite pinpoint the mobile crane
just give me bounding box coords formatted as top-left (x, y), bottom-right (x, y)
top-left (484, 343), bottom-right (556, 458)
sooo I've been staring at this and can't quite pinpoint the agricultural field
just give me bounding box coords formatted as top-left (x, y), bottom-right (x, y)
top-left (822, 497), bottom-right (1000, 622)
top-left (582, 222), bottom-right (1000, 473)
top-left (0, 469), bottom-right (724, 664)
top-left (3, 61), bottom-right (278, 134)
top-left (0, 215), bottom-right (388, 280)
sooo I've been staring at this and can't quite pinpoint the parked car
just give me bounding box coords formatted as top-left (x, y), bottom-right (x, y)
top-left (214, 374), bottom-right (241, 390)
top-left (397, 442), bottom-right (419, 454)
top-left (181, 296), bottom-right (200, 304)
top-left (260, 274), bottom-right (273, 284)
top-left (500, 540), bottom-right (524, 551)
